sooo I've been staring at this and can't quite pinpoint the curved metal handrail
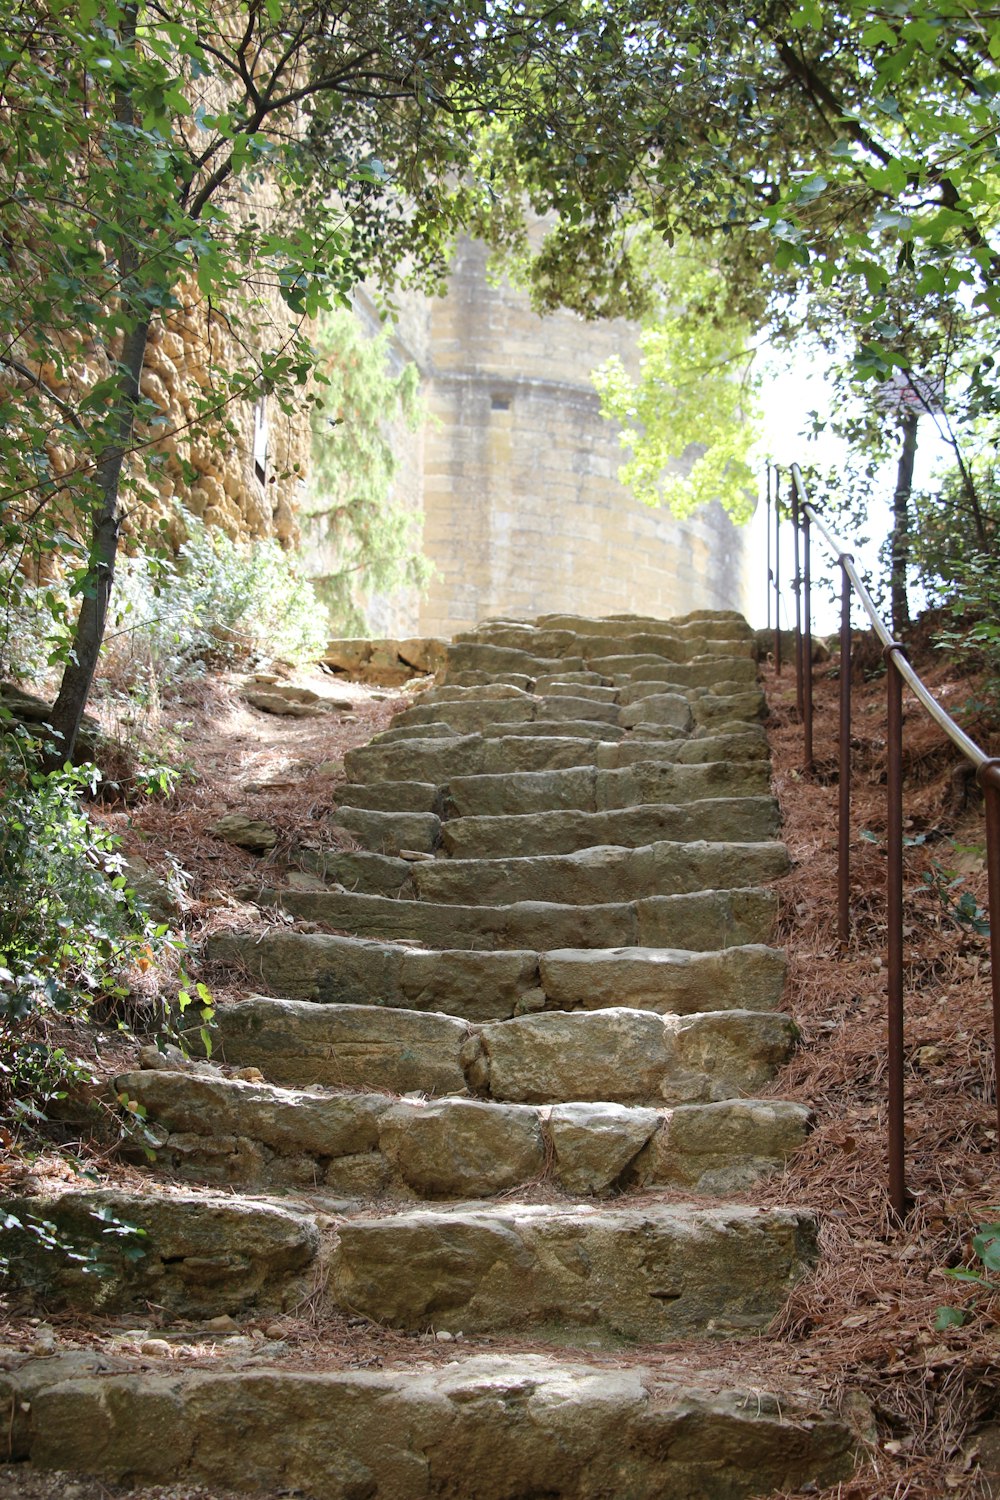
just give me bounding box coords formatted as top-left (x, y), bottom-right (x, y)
top-left (771, 462), bottom-right (1000, 1220)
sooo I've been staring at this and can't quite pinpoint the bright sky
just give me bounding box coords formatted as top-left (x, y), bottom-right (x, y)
top-left (743, 357), bottom-right (953, 634)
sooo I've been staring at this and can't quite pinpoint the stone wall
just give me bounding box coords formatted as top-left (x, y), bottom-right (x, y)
top-left (371, 239), bottom-right (753, 639)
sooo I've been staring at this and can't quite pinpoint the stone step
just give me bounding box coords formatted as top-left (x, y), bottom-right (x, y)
top-left (440, 796), bottom-right (780, 858)
top-left (396, 694), bottom-right (623, 729)
top-left (265, 884), bottom-right (777, 951)
top-left (210, 998), bottom-right (794, 1105)
top-left (205, 931), bottom-right (787, 1019)
top-left (446, 759), bottom-right (769, 818)
top-left (0, 1350), bottom-right (856, 1498)
top-left (533, 609), bottom-right (755, 640)
top-left (303, 838), bottom-right (788, 903)
top-left (331, 805), bottom-right (442, 854)
top-left (336, 779), bottom-right (443, 813)
top-left (0, 1187), bottom-right (814, 1346)
top-left (118, 1068), bottom-right (812, 1197)
top-left (600, 654), bottom-right (757, 685)
top-left (0, 1188), bottom-right (319, 1318)
top-left (441, 637), bottom-right (753, 682)
top-left (407, 840), bottom-right (790, 908)
top-left (326, 1200), bottom-right (816, 1342)
top-left (345, 732), bottom-right (771, 792)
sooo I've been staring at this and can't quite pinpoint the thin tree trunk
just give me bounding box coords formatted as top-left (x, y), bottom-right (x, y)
top-left (890, 410), bottom-right (918, 638)
top-left (45, 0), bottom-right (147, 766)
top-left (45, 316), bottom-right (150, 764)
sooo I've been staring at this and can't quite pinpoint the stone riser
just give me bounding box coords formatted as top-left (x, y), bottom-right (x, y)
top-left (343, 732), bottom-right (770, 787)
top-left (307, 838), bottom-right (789, 907)
top-left (0, 1189), bottom-right (815, 1345)
top-left (204, 932), bottom-right (788, 1021)
top-left (330, 793), bottom-right (780, 858)
top-left (440, 798), bottom-right (781, 858)
top-left (119, 1069), bottom-right (811, 1198)
top-left (208, 998), bottom-right (795, 1106)
top-left (0, 1351), bottom-right (856, 1499)
top-left (264, 885), bottom-right (777, 952)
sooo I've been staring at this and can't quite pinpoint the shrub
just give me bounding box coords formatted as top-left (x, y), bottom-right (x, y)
top-left (102, 519), bottom-right (328, 686)
top-left (0, 726), bottom-right (164, 1022)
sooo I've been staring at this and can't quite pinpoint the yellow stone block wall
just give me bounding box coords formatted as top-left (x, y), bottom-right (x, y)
top-left (382, 237), bottom-right (753, 639)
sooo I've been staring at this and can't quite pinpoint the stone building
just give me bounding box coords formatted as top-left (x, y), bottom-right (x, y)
top-left (341, 238), bottom-right (753, 639)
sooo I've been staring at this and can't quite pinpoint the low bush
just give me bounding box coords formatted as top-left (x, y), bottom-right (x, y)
top-left (102, 520), bottom-right (328, 686)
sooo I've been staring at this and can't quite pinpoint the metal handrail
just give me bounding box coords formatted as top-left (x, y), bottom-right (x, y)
top-left (770, 462), bottom-right (1000, 1220)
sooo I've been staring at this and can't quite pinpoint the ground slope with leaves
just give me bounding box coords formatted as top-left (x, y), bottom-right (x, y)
top-left (2, 636), bottom-right (1000, 1498)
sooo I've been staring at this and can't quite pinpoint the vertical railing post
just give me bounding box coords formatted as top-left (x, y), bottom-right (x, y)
top-left (792, 483), bottom-right (803, 719)
top-left (838, 557), bottom-right (853, 947)
top-left (885, 643), bottom-right (907, 1220)
top-left (803, 507), bottom-right (813, 775)
top-left (766, 465), bottom-right (772, 634)
top-left (774, 470), bottom-right (782, 675)
top-left (977, 759), bottom-right (1000, 1144)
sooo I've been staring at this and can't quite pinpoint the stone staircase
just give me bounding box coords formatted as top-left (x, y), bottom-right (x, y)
top-left (0, 611), bottom-right (857, 1498)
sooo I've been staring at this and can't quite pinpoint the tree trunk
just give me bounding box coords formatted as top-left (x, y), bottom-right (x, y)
top-left (44, 316), bottom-right (150, 766)
top-left (890, 410), bottom-right (918, 638)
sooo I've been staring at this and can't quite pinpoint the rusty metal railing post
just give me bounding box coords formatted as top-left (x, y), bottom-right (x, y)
top-left (773, 470), bottom-right (782, 675)
top-left (838, 558), bottom-right (853, 946)
top-left (978, 759), bottom-right (1000, 1143)
top-left (803, 505), bottom-right (814, 775)
top-left (885, 643), bottom-right (908, 1220)
top-left (766, 465), bottom-right (772, 634)
top-left (792, 481), bottom-right (803, 718)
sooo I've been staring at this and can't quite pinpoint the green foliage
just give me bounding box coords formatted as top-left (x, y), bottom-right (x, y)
top-left (935, 1213), bottom-right (1000, 1331)
top-left (592, 240), bottom-right (760, 521)
top-left (306, 308), bottom-right (432, 633)
top-left (934, 550), bottom-right (1000, 698)
top-left (0, 728), bottom-right (164, 1022)
top-left (921, 859), bottom-right (990, 939)
top-left (0, 1205), bottom-right (147, 1280)
top-left (104, 521), bottom-right (328, 679)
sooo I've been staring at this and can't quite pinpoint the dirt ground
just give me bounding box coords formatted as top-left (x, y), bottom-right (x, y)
top-left (3, 642), bottom-right (1000, 1497)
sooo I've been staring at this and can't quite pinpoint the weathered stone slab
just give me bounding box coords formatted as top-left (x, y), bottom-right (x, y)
top-left (331, 806), bottom-right (442, 854)
top-left (692, 689), bottom-right (767, 726)
top-left (462, 1007), bottom-right (795, 1106)
top-left (396, 698), bottom-right (537, 731)
top-left (0, 1188), bottom-right (318, 1315)
top-left (328, 1202), bottom-right (819, 1341)
top-left (446, 758), bottom-right (768, 818)
top-left (598, 729), bottom-right (770, 766)
top-left (270, 884), bottom-right (776, 952)
top-left (0, 1350), bottom-right (857, 1499)
top-left (212, 998), bottom-right (470, 1094)
top-left (371, 722), bottom-right (459, 744)
top-left (533, 670), bottom-right (612, 690)
top-left (440, 798), bottom-right (781, 859)
top-left (204, 932), bottom-right (543, 1020)
top-left (604, 655), bottom-right (757, 687)
top-left (595, 759), bottom-right (770, 808)
top-left (618, 693), bottom-right (693, 732)
top-left (481, 718), bottom-right (624, 741)
top-left (378, 1099), bottom-right (545, 1196)
top-left (118, 1071), bottom-right (807, 1200)
top-left (646, 1099), bottom-right (813, 1194)
top-left (345, 734), bottom-right (605, 786)
top-left (547, 1102), bottom-right (661, 1192)
top-left (410, 840), bottom-right (789, 908)
top-left (206, 931), bottom-right (408, 1007)
top-left (447, 766), bottom-right (598, 818)
top-left (272, 888), bottom-right (641, 950)
top-left (399, 947), bottom-right (541, 1019)
top-left (537, 680), bottom-right (619, 701)
top-left (336, 780), bottom-right (443, 813)
top-left (634, 887), bottom-right (777, 948)
top-left (442, 643), bottom-right (586, 677)
top-left (538, 943), bottom-right (787, 1014)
